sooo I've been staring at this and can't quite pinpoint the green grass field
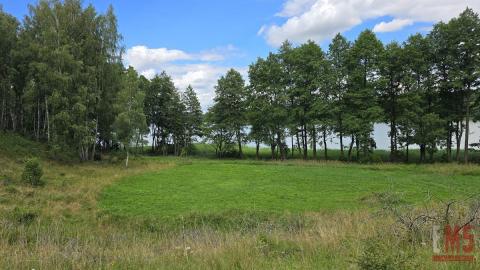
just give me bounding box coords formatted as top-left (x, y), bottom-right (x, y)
top-left (2, 133), bottom-right (480, 269)
top-left (100, 160), bottom-right (480, 217)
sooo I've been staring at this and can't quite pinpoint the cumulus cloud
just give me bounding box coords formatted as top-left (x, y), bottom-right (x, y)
top-left (169, 64), bottom-right (230, 107)
top-left (125, 46), bottom-right (192, 71)
top-left (261, 0), bottom-right (480, 46)
top-left (276, 0), bottom-right (317, 17)
top-left (125, 45), bottom-right (244, 109)
top-left (373, 19), bottom-right (413, 33)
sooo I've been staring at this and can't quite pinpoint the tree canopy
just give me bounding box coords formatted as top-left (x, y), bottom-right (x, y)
top-left (1, 2), bottom-right (479, 164)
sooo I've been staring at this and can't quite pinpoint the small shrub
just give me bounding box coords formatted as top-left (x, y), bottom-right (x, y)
top-left (10, 207), bottom-right (38, 226)
top-left (357, 238), bottom-right (417, 270)
top-left (21, 158), bottom-right (44, 186)
top-left (17, 212), bottom-right (37, 225)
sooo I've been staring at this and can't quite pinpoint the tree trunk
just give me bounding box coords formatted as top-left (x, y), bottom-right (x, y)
top-left (45, 97), bottom-right (50, 142)
top-left (455, 120), bottom-right (463, 162)
top-left (9, 109), bottom-right (16, 132)
top-left (464, 89), bottom-right (471, 163)
top-left (323, 129), bottom-right (328, 160)
top-left (162, 133), bottom-right (167, 156)
top-left (271, 143), bottom-right (275, 160)
top-left (36, 99), bottom-right (40, 141)
top-left (173, 136), bottom-right (177, 156)
top-left (237, 131), bottom-right (243, 159)
top-left (302, 124), bottom-right (308, 160)
top-left (406, 142), bottom-right (409, 163)
top-left (20, 105), bottom-right (24, 133)
top-left (348, 135), bottom-right (354, 161)
top-left (338, 114), bottom-right (344, 160)
top-left (355, 137), bottom-right (359, 161)
top-left (0, 93), bottom-right (5, 130)
top-left (291, 135), bottom-right (294, 158)
top-left (92, 117), bottom-right (98, 160)
top-left (277, 132), bottom-right (285, 161)
top-left (446, 122), bottom-right (452, 162)
top-left (256, 141), bottom-right (260, 160)
top-left (151, 125), bottom-right (156, 153)
top-left (296, 130), bottom-right (302, 157)
top-left (390, 119), bottom-right (396, 162)
top-left (125, 148), bottom-right (129, 168)
top-left (420, 144), bottom-right (426, 163)
top-left (312, 127), bottom-right (317, 159)
top-left (339, 131), bottom-right (344, 160)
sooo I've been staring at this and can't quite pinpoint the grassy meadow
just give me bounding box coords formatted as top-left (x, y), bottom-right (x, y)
top-left (1, 133), bottom-right (480, 269)
top-left (100, 160), bottom-right (479, 216)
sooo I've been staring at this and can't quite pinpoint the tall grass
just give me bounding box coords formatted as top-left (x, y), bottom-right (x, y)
top-left (1, 133), bottom-right (479, 269)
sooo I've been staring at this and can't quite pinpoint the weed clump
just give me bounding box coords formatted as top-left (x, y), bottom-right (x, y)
top-left (21, 158), bottom-right (44, 186)
top-left (357, 237), bottom-right (417, 270)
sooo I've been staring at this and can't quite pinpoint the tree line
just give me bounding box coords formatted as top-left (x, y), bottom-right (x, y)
top-left (0, 1), bottom-right (202, 164)
top-left (0, 1), bottom-right (479, 163)
top-left (206, 8), bottom-right (480, 163)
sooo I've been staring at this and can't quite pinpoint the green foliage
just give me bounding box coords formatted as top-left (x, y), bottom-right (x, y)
top-left (182, 85), bottom-right (203, 146)
top-left (21, 158), bottom-right (43, 186)
top-left (0, 132), bottom-right (46, 158)
top-left (247, 53), bottom-right (289, 159)
top-left (206, 69), bottom-right (247, 157)
top-left (113, 67), bottom-right (148, 167)
top-left (145, 72), bottom-right (192, 155)
top-left (0, 1), bottom-right (479, 165)
top-left (357, 237), bottom-right (417, 270)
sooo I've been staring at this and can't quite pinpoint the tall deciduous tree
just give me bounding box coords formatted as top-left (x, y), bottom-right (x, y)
top-left (113, 67), bottom-right (147, 167)
top-left (181, 85), bottom-right (203, 152)
top-left (345, 30), bottom-right (383, 160)
top-left (248, 53), bottom-right (288, 160)
top-left (328, 33), bottom-right (351, 160)
top-left (449, 9), bottom-right (480, 163)
top-left (379, 42), bottom-right (406, 161)
top-left (288, 41), bottom-right (325, 159)
top-left (208, 69), bottom-right (247, 158)
top-left (0, 7), bottom-right (19, 131)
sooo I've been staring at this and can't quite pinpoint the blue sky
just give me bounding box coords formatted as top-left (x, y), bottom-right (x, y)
top-left (2, 0), bottom-right (479, 108)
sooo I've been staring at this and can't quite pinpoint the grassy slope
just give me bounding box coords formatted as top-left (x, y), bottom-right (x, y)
top-left (100, 160), bottom-right (480, 217)
top-left (1, 133), bottom-right (479, 269)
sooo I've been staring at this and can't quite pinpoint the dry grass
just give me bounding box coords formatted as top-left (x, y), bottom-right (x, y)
top-left (0, 208), bottom-right (386, 269)
top-left (1, 140), bottom-right (479, 268)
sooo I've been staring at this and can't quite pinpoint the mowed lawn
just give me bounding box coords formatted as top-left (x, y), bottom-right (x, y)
top-left (100, 159), bottom-right (480, 217)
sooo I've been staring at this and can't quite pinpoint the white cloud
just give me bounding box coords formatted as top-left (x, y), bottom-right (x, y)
top-left (124, 45), bottom-right (238, 71)
top-left (125, 45), bottom-right (245, 110)
top-left (257, 25), bottom-right (267, 36)
top-left (261, 0), bottom-right (480, 46)
top-left (373, 19), bottom-right (413, 33)
top-left (418, 26), bottom-right (434, 33)
top-left (276, 0), bottom-right (317, 17)
top-left (140, 69), bottom-right (156, 80)
top-left (125, 46), bottom-right (192, 71)
top-left (169, 64), bottom-right (230, 108)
